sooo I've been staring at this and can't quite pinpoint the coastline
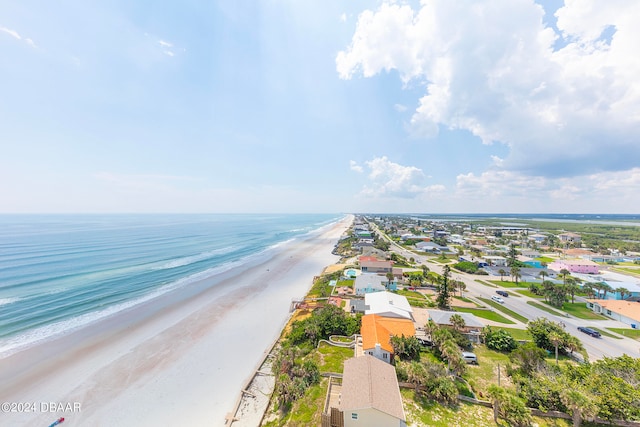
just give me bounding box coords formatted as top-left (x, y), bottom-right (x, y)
top-left (0, 215), bottom-right (353, 426)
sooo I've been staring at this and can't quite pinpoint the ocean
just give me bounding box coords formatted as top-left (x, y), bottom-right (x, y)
top-left (0, 213), bottom-right (342, 356)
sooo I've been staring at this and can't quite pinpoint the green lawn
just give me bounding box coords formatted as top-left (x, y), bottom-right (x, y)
top-left (559, 302), bottom-right (605, 320)
top-left (475, 279), bottom-right (497, 288)
top-left (314, 342), bottom-right (353, 373)
top-left (490, 280), bottom-right (529, 289)
top-left (527, 301), bottom-right (565, 317)
top-left (515, 289), bottom-right (544, 298)
top-left (454, 307), bottom-right (515, 324)
top-left (478, 297), bottom-right (529, 323)
top-left (492, 327), bottom-right (532, 341)
top-left (607, 327), bottom-right (640, 340)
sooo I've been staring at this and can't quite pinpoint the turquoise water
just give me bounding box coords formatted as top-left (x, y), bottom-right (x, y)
top-left (0, 214), bottom-right (341, 355)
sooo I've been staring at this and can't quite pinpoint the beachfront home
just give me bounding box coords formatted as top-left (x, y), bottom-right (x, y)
top-left (365, 291), bottom-right (413, 320)
top-left (359, 256), bottom-right (394, 274)
top-left (355, 274), bottom-right (392, 295)
top-left (548, 259), bottom-right (599, 274)
top-left (586, 300), bottom-right (640, 328)
top-left (360, 314), bottom-right (416, 363)
top-left (339, 356), bottom-right (407, 427)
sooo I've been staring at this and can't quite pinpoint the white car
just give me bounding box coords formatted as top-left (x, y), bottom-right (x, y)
top-left (491, 295), bottom-right (504, 303)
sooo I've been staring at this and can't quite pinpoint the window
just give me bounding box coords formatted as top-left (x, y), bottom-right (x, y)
top-left (351, 413), bottom-right (358, 420)
top-left (607, 310), bottom-right (612, 315)
top-left (383, 353), bottom-right (387, 359)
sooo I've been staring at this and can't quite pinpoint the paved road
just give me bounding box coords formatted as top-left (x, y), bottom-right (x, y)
top-left (371, 224), bottom-right (640, 360)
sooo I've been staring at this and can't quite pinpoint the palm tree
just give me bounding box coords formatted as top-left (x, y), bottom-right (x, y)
top-left (581, 283), bottom-right (595, 299)
top-left (539, 270), bottom-right (548, 283)
top-left (450, 313), bottom-right (466, 332)
top-left (560, 386), bottom-right (598, 427)
top-left (615, 287), bottom-right (630, 300)
top-left (498, 268), bottom-right (506, 281)
top-left (548, 331), bottom-right (563, 365)
top-left (565, 277), bottom-right (581, 304)
top-left (600, 282), bottom-right (613, 299)
top-left (559, 268), bottom-right (571, 286)
top-left (510, 266), bottom-right (521, 284)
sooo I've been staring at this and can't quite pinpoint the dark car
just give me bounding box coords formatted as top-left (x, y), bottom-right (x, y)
top-left (496, 290), bottom-right (508, 297)
top-left (578, 326), bottom-right (601, 338)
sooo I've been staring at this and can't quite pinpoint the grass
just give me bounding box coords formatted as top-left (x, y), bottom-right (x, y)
top-left (527, 301), bottom-right (565, 317)
top-left (559, 302), bottom-right (604, 320)
top-left (489, 280), bottom-right (529, 289)
top-left (514, 289), bottom-right (544, 298)
top-left (262, 379), bottom-right (326, 426)
top-left (314, 342), bottom-right (353, 373)
top-left (475, 279), bottom-right (497, 288)
top-left (466, 345), bottom-right (511, 396)
top-left (454, 307), bottom-right (515, 324)
top-left (492, 327), bottom-right (532, 341)
top-left (478, 297), bottom-right (529, 323)
top-left (607, 327), bottom-right (640, 340)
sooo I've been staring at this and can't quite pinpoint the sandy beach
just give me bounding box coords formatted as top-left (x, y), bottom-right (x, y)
top-left (0, 215), bottom-right (352, 426)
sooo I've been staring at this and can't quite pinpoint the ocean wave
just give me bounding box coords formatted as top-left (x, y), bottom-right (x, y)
top-left (0, 256), bottom-right (253, 358)
top-left (0, 297), bottom-right (22, 307)
top-left (151, 247), bottom-right (237, 270)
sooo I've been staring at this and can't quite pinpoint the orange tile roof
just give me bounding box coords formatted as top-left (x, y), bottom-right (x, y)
top-left (591, 300), bottom-right (640, 323)
top-left (361, 314), bottom-right (416, 354)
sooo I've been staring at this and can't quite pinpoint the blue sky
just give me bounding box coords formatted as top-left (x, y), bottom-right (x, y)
top-left (1, 0), bottom-right (639, 214)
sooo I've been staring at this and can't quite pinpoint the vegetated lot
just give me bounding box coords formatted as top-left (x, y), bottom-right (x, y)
top-left (394, 290), bottom-right (432, 308)
top-left (527, 301), bottom-right (565, 317)
top-left (492, 327), bottom-right (532, 341)
top-left (454, 307), bottom-right (515, 324)
top-left (559, 302), bottom-right (605, 320)
top-left (490, 280), bottom-right (531, 289)
top-left (607, 327), bottom-right (640, 340)
top-left (262, 379), bottom-right (327, 427)
top-left (313, 342), bottom-right (353, 373)
top-left (479, 297), bottom-right (529, 323)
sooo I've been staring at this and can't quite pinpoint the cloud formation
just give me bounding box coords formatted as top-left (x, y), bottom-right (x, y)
top-left (0, 25), bottom-right (36, 48)
top-left (353, 156), bottom-right (444, 199)
top-left (337, 0), bottom-right (640, 179)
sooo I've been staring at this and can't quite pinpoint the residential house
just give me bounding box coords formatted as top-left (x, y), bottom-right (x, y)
top-left (359, 256), bottom-right (394, 274)
top-left (415, 241), bottom-right (451, 253)
top-left (354, 274), bottom-right (388, 295)
top-left (586, 300), bottom-right (640, 328)
top-left (365, 291), bottom-right (414, 320)
top-left (360, 314), bottom-right (416, 363)
top-left (483, 255), bottom-right (507, 267)
top-left (339, 356), bottom-right (407, 427)
top-left (427, 309), bottom-right (484, 343)
top-left (548, 259), bottom-right (599, 274)
top-left (558, 232), bottom-right (582, 243)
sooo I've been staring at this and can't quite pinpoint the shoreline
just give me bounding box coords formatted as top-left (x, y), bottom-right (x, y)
top-left (0, 215), bottom-right (353, 426)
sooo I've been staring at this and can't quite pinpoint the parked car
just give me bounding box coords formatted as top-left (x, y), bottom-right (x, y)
top-left (417, 337), bottom-right (433, 347)
top-left (491, 295), bottom-right (505, 303)
top-left (496, 290), bottom-right (508, 297)
top-left (578, 326), bottom-right (602, 338)
top-left (462, 352), bottom-right (478, 364)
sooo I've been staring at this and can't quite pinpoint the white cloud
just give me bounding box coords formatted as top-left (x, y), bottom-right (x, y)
top-left (357, 156), bottom-right (441, 199)
top-left (337, 0), bottom-right (640, 179)
top-left (349, 160), bottom-right (363, 173)
top-left (340, 13), bottom-right (347, 23)
top-left (0, 25), bottom-right (37, 48)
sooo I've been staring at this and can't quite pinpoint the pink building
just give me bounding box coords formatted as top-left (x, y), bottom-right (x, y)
top-left (548, 259), bottom-right (599, 274)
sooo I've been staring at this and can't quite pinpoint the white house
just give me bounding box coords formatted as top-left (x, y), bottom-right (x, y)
top-left (365, 291), bottom-right (413, 320)
top-left (340, 356), bottom-right (407, 427)
top-left (586, 300), bottom-right (640, 328)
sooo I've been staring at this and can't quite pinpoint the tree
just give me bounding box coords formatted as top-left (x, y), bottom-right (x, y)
top-left (390, 335), bottom-right (422, 362)
top-left (599, 282), bottom-right (613, 300)
top-left (436, 265), bottom-right (452, 310)
top-left (559, 268), bottom-right (571, 286)
top-left (560, 386), bottom-right (598, 427)
top-left (488, 385), bottom-right (533, 427)
top-left (483, 326), bottom-right (518, 353)
top-left (566, 277), bottom-right (581, 303)
top-left (510, 266), bottom-right (521, 284)
top-left (449, 313), bottom-right (466, 332)
top-left (510, 342), bottom-right (547, 375)
top-left (539, 270), bottom-right (548, 283)
top-left (507, 243), bottom-right (518, 267)
top-left (549, 331), bottom-right (563, 365)
top-left (615, 287), bottom-right (630, 300)
top-left (498, 268), bottom-right (507, 281)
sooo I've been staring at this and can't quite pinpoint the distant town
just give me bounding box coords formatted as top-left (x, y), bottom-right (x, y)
top-left (255, 214), bottom-right (640, 427)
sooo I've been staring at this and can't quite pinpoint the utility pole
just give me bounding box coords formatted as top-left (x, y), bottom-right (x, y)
top-left (497, 363), bottom-right (501, 386)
